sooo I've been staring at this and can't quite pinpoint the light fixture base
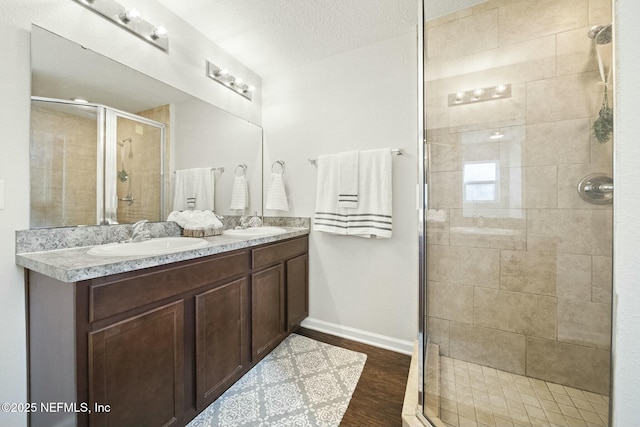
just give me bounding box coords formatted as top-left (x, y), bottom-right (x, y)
top-left (206, 61), bottom-right (254, 101)
top-left (448, 84), bottom-right (511, 106)
top-left (72, 0), bottom-right (168, 52)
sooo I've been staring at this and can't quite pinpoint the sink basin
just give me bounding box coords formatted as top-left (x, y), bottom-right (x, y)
top-left (87, 237), bottom-right (208, 257)
top-left (223, 226), bottom-right (288, 237)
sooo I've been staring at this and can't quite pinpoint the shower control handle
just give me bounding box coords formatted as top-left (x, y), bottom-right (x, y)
top-left (584, 182), bottom-right (613, 193)
top-left (577, 173), bottom-right (613, 204)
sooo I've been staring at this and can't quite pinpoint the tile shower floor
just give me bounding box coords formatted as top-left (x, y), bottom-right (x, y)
top-left (435, 356), bottom-right (609, 427)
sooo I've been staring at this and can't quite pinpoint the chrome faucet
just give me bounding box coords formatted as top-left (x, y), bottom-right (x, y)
top-left (130, 220), bottom-right (151, 242)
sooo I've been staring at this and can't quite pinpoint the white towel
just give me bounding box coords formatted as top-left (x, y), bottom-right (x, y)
top-left (229, 175), bottom-right (249, 210)
top-left (265, 173), bottom-right (290, 211)
top-left (167, 210), bottom-right (223, 229)
top-left (338, 151), bottom-right (358, 208)
top-left (314, 148), bottom-right (392, 238)
top-left (173, 168), bottom-right (215, 211)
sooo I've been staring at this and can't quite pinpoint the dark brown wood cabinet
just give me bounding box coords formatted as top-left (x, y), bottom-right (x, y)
top-left (27, 235), bottom-right (308, 427)
top-left (89, 301), bottom-right (185, 427)
top-left (251, 264), bottom-right (286, 360)
top-left (195, 277), bottom-right (250, 410)
top-left (287, 254), bottom-right (309, 331)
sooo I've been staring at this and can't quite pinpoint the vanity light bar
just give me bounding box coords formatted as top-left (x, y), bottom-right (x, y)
top-left (448, 84), bottom-right (511, 107)
top-left (206, 61), bottom-right (255, 101)
top-left (72, 0), bottom-right (169, 52)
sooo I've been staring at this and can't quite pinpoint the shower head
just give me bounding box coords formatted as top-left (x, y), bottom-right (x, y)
top-left (588, 24), bottom-right (612, 44)
top-left (118, 137), bottom-right (132, 147)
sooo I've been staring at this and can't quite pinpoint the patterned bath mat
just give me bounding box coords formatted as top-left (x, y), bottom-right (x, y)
top-left (187, 333), bottom-right (367, 427)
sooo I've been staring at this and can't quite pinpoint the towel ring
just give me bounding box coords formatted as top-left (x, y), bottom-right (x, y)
top-left (272, 160), bottom-right (285, 174)
top-left (235, 164), bottom-right (247, 177)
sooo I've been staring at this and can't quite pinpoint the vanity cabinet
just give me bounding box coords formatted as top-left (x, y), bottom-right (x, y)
top-left (251, 237), bottom-right (309, 362)
top-left (251, 264), bottom-right (286, 360)
top-left (88, 301), bottom-right (185, 427)
top-left (286, 253), bottom-right (309, 331)
top-left (194, 277), bottom-right (250, 410)
top-left (27, 235), bottom-right (308, 427)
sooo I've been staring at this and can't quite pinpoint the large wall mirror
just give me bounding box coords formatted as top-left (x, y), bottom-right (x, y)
top-left (30, 25), bottom-right (263, 228)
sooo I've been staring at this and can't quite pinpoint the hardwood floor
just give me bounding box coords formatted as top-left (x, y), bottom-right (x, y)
top-left (295, 327), bottom-right (411, 427)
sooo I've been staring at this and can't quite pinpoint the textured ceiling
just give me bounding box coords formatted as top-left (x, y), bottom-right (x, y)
top-left (158, 0), bottom-right (418, 77)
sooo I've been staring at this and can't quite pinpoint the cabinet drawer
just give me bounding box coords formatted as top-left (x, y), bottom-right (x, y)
top-left (252, 236), bottom-right (308, 270)
top-left (89, 250), bottom-right (249, 322)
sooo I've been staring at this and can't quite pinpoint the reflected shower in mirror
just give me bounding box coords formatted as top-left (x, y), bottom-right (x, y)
top-left (30, 25), bottom-right (263, 228)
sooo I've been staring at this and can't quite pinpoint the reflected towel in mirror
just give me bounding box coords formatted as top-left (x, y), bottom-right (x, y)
top-left (173, 168), bottom-right (215, 211)
top-left (230, 175), bottom-right (249, 210)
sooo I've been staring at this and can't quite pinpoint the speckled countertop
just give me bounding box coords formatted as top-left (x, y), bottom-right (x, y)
top-left (17, 227), bottom-right (308, 283)
top-left (16, 221), bottom-right (309, 283)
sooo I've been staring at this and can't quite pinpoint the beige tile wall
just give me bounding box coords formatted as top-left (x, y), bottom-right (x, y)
top-left (425, 0), bottom-right (612, 395)
top-left (30, 105), bottom-right (97, 227)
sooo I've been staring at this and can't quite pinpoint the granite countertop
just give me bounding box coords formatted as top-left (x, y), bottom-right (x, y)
top-left (16, 227), bottom-right (309, 283)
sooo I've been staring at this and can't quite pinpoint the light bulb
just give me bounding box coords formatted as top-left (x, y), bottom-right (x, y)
top-left (234, 78), bottom-right (244, 85)
top-left (120, 9), bottom-right (141, 24)
top-left (150, 25), bottom-right (167, 40)
top-left (472, 88), bottom-right (484, 99)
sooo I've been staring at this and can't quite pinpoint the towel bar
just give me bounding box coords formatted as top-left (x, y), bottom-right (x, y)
top-left (173, 167), bottom-right (224, 174)
top-left (308, 148), bottom-right (404, 165)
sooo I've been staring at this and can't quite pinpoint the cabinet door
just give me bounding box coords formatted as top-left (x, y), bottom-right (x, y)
top-left (251, 264), bottom-right (285, 360)
top-left (89, 301), bottom-right (184, 427)
top-left (195, 277), bottom-right (250, 410)
top-left (287, 254), bottom-right (308, 331)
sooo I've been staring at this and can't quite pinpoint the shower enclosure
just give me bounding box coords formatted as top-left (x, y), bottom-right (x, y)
top-left (418, 1), bottom-right (613, 426)
top-left (30, 97), bottom-right (166, 227)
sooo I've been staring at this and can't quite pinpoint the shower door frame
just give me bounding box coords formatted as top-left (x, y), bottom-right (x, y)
top-left (416, 0), bottom-right (432, 425)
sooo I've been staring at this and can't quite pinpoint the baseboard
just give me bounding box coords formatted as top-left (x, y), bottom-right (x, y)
top-left (300, 317), bottom-right (414, 355)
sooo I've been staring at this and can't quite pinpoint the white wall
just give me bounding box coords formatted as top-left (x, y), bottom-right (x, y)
top-left (611, 0), bottom-right (640, 424)
top-left (0, 1), bottom-right (260, 425)
top-left (262, 32), bottom-right (419, 353)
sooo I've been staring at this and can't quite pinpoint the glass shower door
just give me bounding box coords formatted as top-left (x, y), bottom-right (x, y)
top-left (30, 99), bottom-right (102, 227)
top-left (421, 1), bottom-right (613, 426)
top-left (104, 109), bottom-right (166, 224)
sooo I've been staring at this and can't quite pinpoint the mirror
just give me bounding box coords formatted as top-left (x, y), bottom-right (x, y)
top-left (30, 25), bottom-right (263, 228)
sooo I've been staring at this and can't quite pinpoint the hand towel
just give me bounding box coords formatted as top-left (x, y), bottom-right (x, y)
top-left (229, 175), bottom-right (249, 210)
top-left (338, 150), bottom-right (358, 208)
top-left (172, 168), bottom-right (215, 211)
top-left (314, 148), bottom-right (392, 238)
top-left (265, 173), bottom-right (290, 211)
